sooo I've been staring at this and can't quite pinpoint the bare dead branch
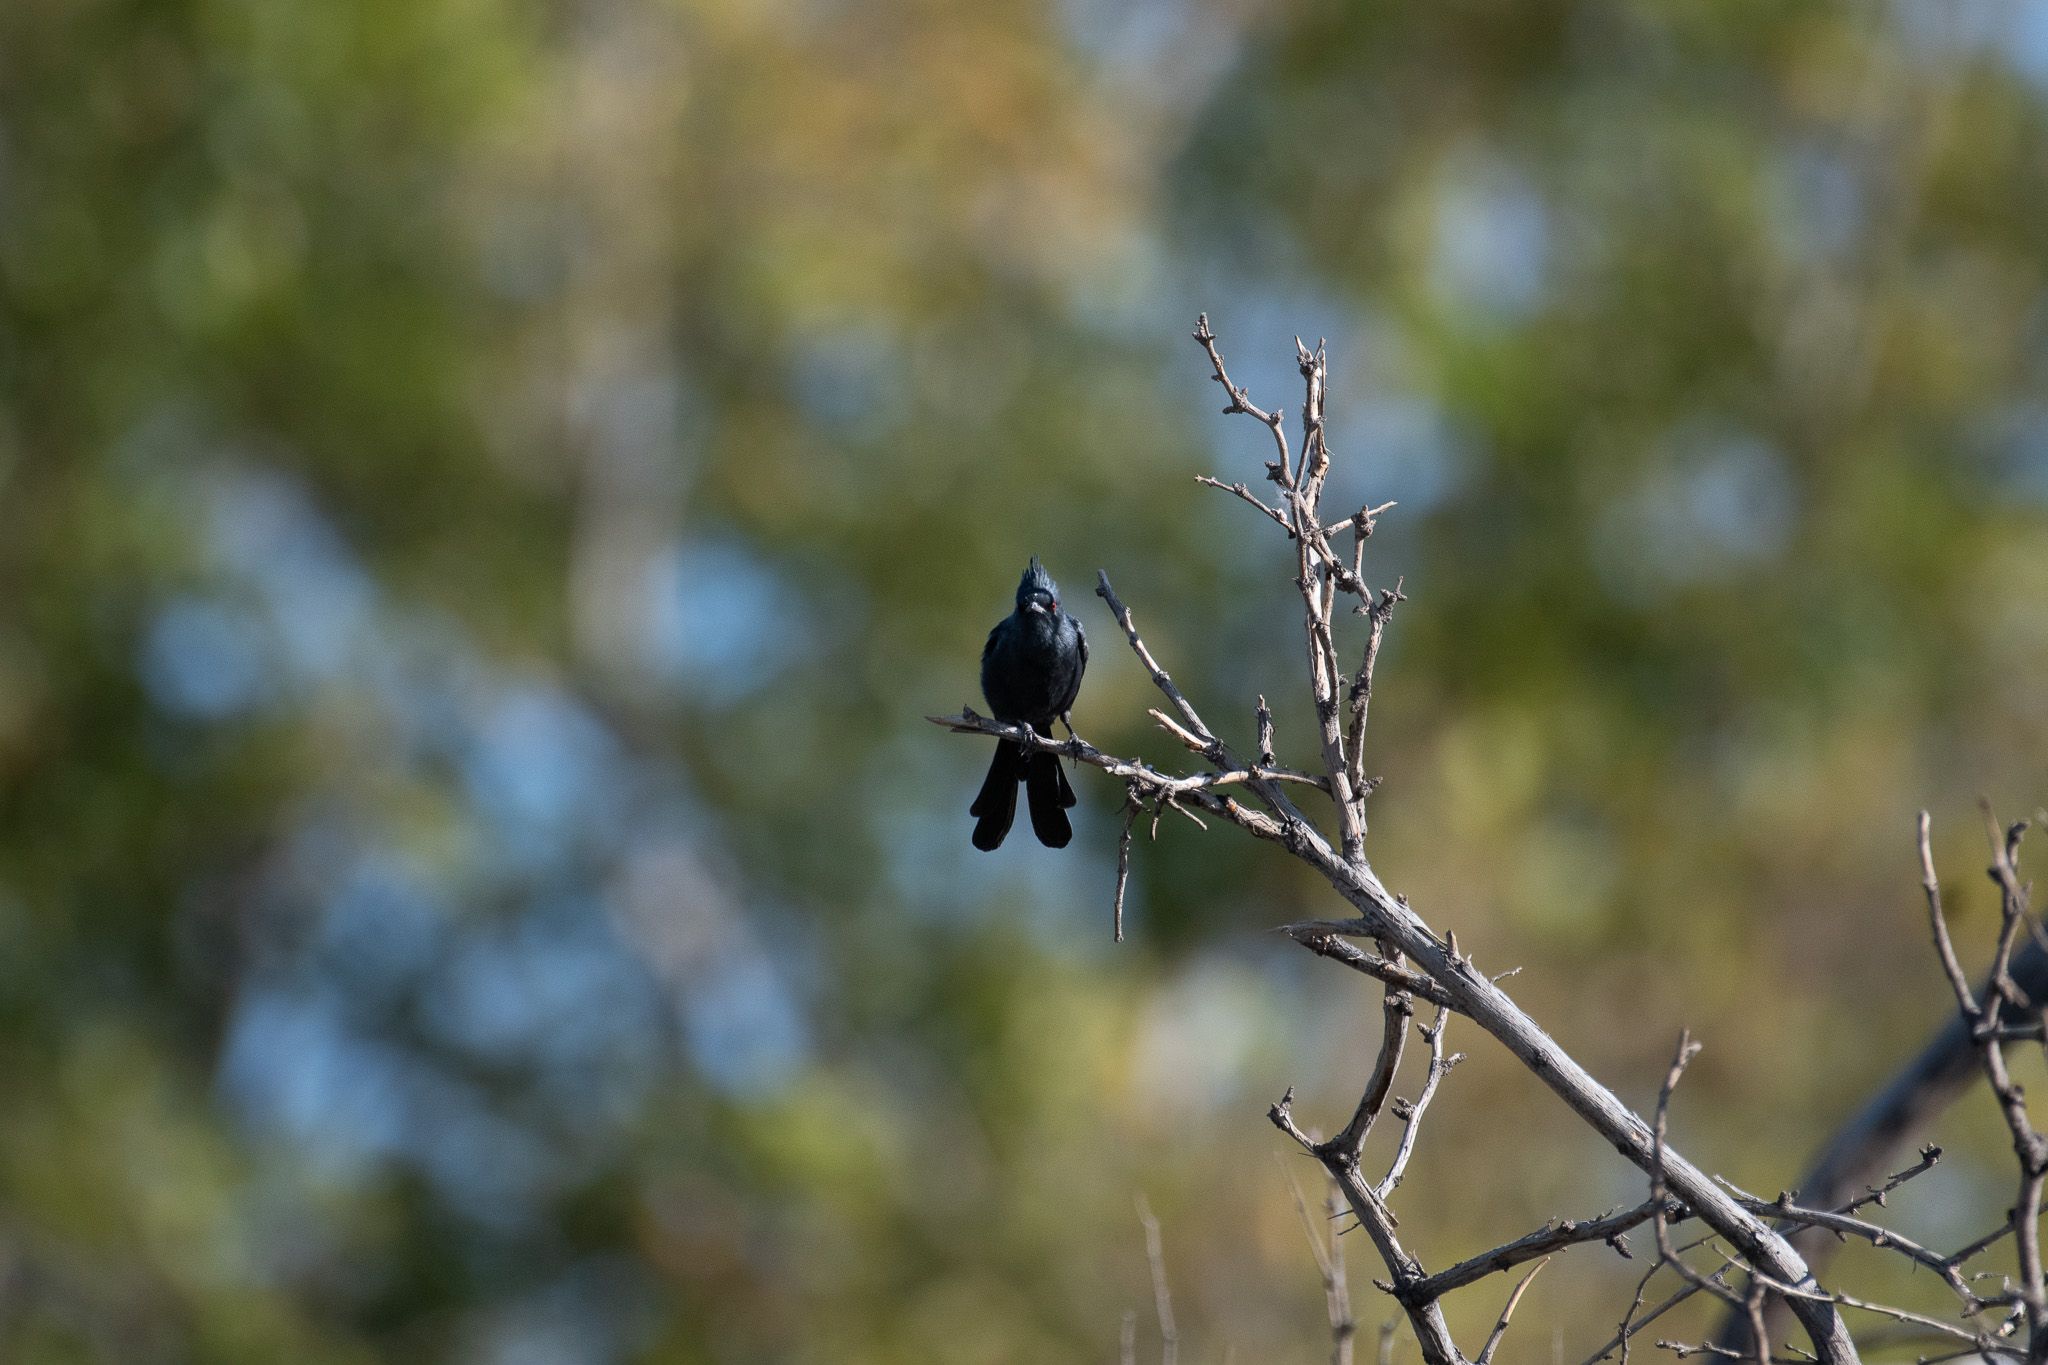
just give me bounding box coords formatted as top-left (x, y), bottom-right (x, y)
top-left (1193, 313), bottom-right (1295, 488)
top-left (1096, 572), bottom-right (1223, 760)
top-left (1649, 1341), bottom-right (1763, 1360)
top-left (1612, 1261), bottom-right (1661, 1365)
top-left (1949, 1218), bottom-right (2019, 1268)
top-left (1143, 706), bottom-right (1332, 791)
top-left (1326, 986), bottom-right (1414, 1164)
top-left (1148, 706), bottom-right (1212, 755)
top-left (1297, 335), bottom-right (1331, 492)
top-left (1345, 580), bottom-right (1403, 807)
top-left (1404, 1201), bottom-right (1670, 1304)
top-left (1189, 325), bottom-right (1369, 858)
top-left (1838, 1144), bottom-right (1944, 1217)
top-left (1198, 475), bottom-right (1296, 537)
top-left (1278, 924), bottom-right (1457, 1009)
top-left (1270, 1090), bottom-right (1465, 1365)
top-left (1976, 807), bottom-right (2048, 1348)
top-left (1307, 853), bottom-right (1859, 1362)
top-left (1473, 1258), bottom-right (1550, 1365)
top-left (1922, 810), bottom-right (1981, 1020)
top-left (1707, 1251), bottom-right (2016, 1357)
top-left (1729, 1194), bottom-right (1973, 1300)
top-left (1323, 501), bottom-right (1400, 542)
top-left (1683, 1149), bottom-right (1948, 1361)
top-left (1379, 1006), bottom-right (1461, 1198)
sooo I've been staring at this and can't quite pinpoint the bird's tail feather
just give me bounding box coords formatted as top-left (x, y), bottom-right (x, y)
top-left (971, 741), bottom-right (1022, 852)
top-left (1025, 752), bottom-right (1073, 848)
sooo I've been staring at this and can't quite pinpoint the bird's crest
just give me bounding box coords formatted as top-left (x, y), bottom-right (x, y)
top-left (1017, 557), bottom-right (1059, 606)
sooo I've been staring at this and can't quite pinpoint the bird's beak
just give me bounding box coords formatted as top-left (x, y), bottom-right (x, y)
top-left (1025, 600), bottom-right (1046, 615)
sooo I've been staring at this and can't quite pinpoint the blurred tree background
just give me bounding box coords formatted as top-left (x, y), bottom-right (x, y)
top-left (5, 0), bottom-right (2048, 1359)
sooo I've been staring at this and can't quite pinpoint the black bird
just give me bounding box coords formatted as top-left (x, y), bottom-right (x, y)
top-left (971, 559), bottom-right (1087, 851)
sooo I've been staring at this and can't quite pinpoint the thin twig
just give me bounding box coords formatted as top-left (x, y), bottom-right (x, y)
top-left (1921, 811), bottom-right (1980, 1020)
top-left (1329, 1187), bottom-right (1356, 1365)
top-left (1474, 1258), bottom-right (1551, 1365)
top-left (1379, 1006), bottom-right (1461, 1198)
top-left (1198, 476), bottom-right (1297, 537)
top-left (1145, 707), bottom-right (1330, 789)
top-left (1278, 923), bottom-right (1458, 1009)
top-left (1650, 1032), bottom-right (1748, 1314)
top-left (1097, 572), bottom-right (1222, 759)
top-left (1582, 1268), bottom-right (1737, 1365)
top-left (1728, 1194), bottom-right (1973, 1300)
top-left (1836, 1144), bottom-right (1944, 1218)
top-left (1114, 785), bottom-right (1140, 941)
top-left (1613, 1260), bottom-right (1660, 1365)
top-left (1345, 580), bottom-right (1403, 808)
top-left (1949, 1219), bottom-right (2018, 1268)
top-left (1327, 985), bottom-right (1413, 1163)
top-left (1136, 1194), bottom-right (1178, 1365)
top-left (1192, 313), bottom-right (1294, 488)
top-left (1403, 1200), bottom-right (1671, 1304)
top-left (1283, 1161), bottom-right (1358, 1365)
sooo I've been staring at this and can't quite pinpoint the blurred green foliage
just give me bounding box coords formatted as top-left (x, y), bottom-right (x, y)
top-left (4, 0), bottom-right (2048, 1359)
